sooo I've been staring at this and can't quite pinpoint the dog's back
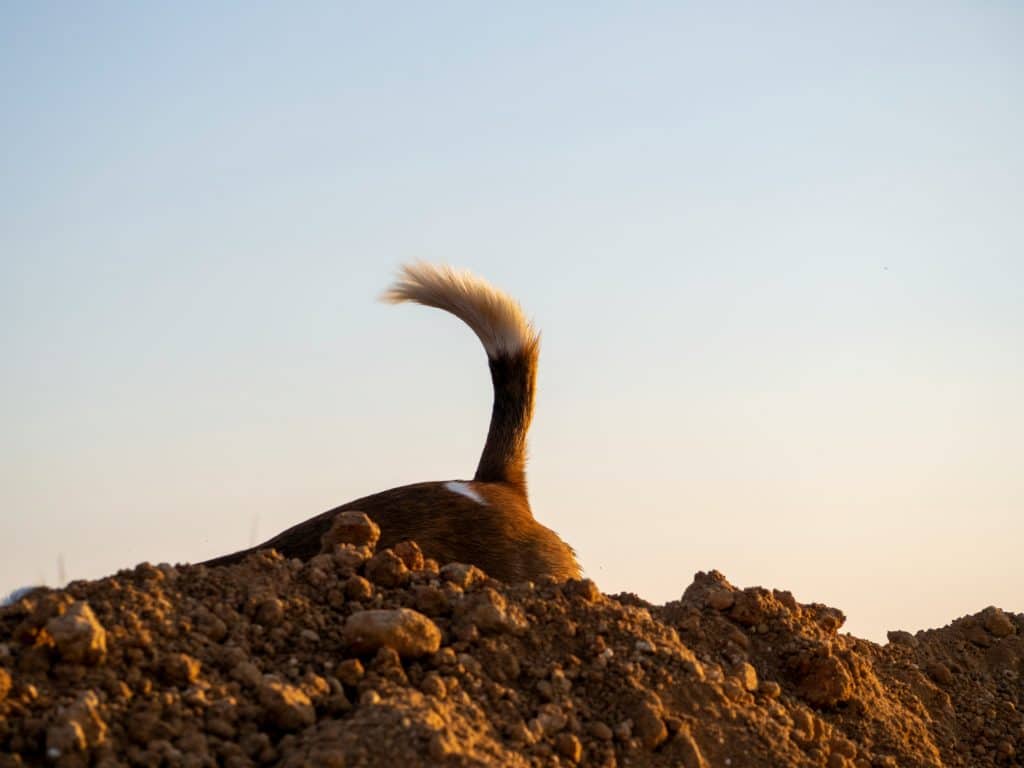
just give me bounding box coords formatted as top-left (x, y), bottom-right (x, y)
top-left (206, 264), bottom-right (579, 583)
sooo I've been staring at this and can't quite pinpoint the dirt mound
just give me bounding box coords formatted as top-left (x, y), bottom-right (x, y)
top-left (1, 527), bottom-right (1021, 767)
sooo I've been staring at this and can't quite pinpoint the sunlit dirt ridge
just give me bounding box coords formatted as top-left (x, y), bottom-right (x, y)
top-left (1, 514), bottom-right (1021, 767)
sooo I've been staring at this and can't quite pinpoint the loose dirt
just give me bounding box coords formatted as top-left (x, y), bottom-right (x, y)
top-left (1, 520), bottom-right (1021, 767)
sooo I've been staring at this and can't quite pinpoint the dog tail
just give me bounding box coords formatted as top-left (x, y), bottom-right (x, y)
top-left (382, 263), bottom-right (540, 492)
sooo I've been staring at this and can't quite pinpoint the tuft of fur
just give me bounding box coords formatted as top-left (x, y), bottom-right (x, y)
top-left (381, 263), bottom-right (538, 359)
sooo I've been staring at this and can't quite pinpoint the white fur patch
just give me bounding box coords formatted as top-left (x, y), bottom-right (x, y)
top-left (445, 481), bottom-right (487, 505)
top-left (382, 263), bottom-right (538, 358)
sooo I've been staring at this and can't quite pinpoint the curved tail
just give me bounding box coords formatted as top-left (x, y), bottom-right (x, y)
top-left (382, 263), bottom-right (540, 492)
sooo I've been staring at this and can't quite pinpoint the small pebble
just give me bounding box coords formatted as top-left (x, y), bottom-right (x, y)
top-left (337, 659), bottom-right (364, 687)
top-left (343, 609), bottom-right (441, 657)
top-left (259, 677), bottom-right (315, 730)
top-left (983, 608), bottom-right (1015, 638)
top-left (440, 562), bottom-right (487, 589)
top-left (46, 602), bottom-right (107, 665)
top-left (706, 590), bottom-right (735, 611)
top-left (556, 732), bottom-right (583, 763)
top-left (321, 510), bottom-right (381, 550)
top-left (365, 550), bottom-right (409, 588)
top-left (736, 662), bottom-right (758, 692)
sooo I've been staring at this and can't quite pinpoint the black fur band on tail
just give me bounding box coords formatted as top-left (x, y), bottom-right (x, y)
top-left (474, 342), bottom-right (538, 490)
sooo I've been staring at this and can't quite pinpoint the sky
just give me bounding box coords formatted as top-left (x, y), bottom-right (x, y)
top-left (1, 2), bottom-right (1021, 642)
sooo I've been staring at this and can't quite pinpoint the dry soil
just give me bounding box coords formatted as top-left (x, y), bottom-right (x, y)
top-left (1, 519), bottom-right (1021, 767)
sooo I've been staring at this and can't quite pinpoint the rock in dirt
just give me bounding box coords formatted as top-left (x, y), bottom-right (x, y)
top-left (982, 606), bottom-right (1015, 637)
top-left (393, 540), bottom-right (425, 571)
top-left (365, 549), bottom-right (410, 588)
top-left (320, 509), bottom-right (381, 550)
top-left (259, 676), bottom-right (316, 730)
top-left (45, 601), bottom-right (106, 665)
top-left (634, 703), bottom-right (668, 749)
top-left (440, 562), bottom-right (486, 589)
top-left (706, 589), bottom-right (735, 611)
top-left (736, 661), bottom-right (759, 692)
top-left (556, 731), bottom-right (583, 762)
top-left (343, 608), bottom-right (441, 657)
top-left (46, 689), bottom-right (107, 758)
top-left (161, 651), bottom-right (201, 686)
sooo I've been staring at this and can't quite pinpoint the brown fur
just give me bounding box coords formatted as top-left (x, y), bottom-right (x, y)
top-left (204, 480), bottom-right (578, 583)
top-left (203, 264), bottom-right (579, 583)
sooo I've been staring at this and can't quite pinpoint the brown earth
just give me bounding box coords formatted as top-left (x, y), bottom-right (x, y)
top-left (1, 519), bottom-right (1021, 767)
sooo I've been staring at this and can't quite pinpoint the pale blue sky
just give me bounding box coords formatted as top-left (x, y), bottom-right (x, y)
top-left (2, 2), bottom-right (1021, 640)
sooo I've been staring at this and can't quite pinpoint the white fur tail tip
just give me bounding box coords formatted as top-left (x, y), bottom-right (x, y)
top-left (381, 263), bottom-right (538, 358)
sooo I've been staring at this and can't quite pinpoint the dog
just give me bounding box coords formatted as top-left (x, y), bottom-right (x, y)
top-left (204, 263), bottom-right (580, 583)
